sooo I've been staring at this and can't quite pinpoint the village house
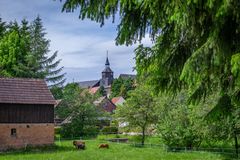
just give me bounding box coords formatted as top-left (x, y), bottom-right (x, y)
top-left (58, 56), bottom-right (135, 127)
top-left (93, 96), bottom-right (116, 113)
top-left (0, 78), bottom-right (56, 150)
top-left (111, 96), bottom-right (125, 106)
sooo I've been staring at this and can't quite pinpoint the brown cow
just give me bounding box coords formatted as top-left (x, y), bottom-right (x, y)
top-left (73, 140), bottom-right (86, 150)
top-left (99, 144), bottom-right (109, 149)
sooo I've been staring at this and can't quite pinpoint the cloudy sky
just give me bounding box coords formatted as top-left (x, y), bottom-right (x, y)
top-left (0, 0), bottom-right (152, 83)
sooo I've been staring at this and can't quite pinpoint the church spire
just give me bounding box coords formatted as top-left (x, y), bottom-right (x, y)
top-left (105, 50), bottom-right (110, 66)
top-left (102, 50), bottom-right (114, 87)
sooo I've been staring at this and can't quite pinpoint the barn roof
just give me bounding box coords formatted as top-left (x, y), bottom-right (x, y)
top-left (0, 78), bottom-right (56, 105)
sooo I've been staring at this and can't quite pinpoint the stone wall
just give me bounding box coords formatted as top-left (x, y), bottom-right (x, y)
top-left (0, 123), bottom-right (54, 150)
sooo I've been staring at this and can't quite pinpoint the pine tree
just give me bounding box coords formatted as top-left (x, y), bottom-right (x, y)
top-left (0, 17), bottom-right (65, 87)
top-left (29, 16), bottom-right (65, 87)
top-left (0, 17), bottom-right (6, 38)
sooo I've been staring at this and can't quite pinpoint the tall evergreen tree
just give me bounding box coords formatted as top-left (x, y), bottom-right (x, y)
top-left (29, 16), bottom-right (66, 87)
top-left (0, 17), bottom-right (6, 38)
top-left (0, 17), bottom-right (65, 86)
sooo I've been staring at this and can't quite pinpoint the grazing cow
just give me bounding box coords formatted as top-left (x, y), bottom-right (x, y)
top-left (99, 144), bottom-right (109, 149)
top-left (73, 140), bottom-right (85, 150)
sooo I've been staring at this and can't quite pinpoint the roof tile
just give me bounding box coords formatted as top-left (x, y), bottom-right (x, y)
top-left (0, 78), bottom-right (56, 104)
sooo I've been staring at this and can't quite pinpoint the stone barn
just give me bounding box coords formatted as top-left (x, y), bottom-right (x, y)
top-left (0, 78), bottom-right (56, 150)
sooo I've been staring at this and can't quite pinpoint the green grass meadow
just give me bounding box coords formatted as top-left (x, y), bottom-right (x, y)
top-left (0, 140), bottom-right (231, 160)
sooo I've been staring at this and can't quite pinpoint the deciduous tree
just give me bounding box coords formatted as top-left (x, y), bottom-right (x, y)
top-left (111, 77), bottom-right (135, 99)
top-left (60, 84), bottom-right (105, 137)
top-left (115, 84), bottom-right (158, 145)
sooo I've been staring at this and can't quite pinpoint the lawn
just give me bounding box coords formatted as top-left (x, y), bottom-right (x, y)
top-left (0, 140), bottom-right (232, 160)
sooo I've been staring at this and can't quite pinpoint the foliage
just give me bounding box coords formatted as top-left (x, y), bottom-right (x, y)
top-left (101, 126), bottom-right (118, 134)
top-left (54, 127), bottom-right (61, 135)
top-left (0, 21), bottom-right (32, 77)
top-left (60, 0), bottom-right (240, 150)
top-left (111, 77), bottom-right (135, 99)
top-left (55, 83), bottom-right (82, 118)
top-left (60, 85), bottom-right (104, 138)
top-left (115, 84), bottom-right (158, 145)
top-left (29, 16), bottom-right (66, 86)
top-left (197, 93), bottom-right (238, 145)
top-left (61, 0), bottom-right (240, 99)
top-left (50, 86), bottom-right (64, 100)
top-left (96, 86), bottom-right (105, 96)
top-left (157, 92), bottom-right (203, 148)
top-left (0, 16), bottom-right (65, 86)
top-left (0, 18), bottom-right (6, 38)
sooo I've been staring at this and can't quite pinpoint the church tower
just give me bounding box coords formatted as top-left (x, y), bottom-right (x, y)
top-left (101, 52), bottom-right (114, 86)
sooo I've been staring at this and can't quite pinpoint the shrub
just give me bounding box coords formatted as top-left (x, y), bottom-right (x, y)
top-left (83, 126), bottom-right (100, 137)
top-left (54, 127), bottom-right (61, 135)
top-left (101, 126), bottom-right (118, 134)
top-left (60, 124), bottom-right (100, 139)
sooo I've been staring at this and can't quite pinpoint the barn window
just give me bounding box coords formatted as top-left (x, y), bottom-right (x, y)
top-left (11, 128), bottom-right (17, 137)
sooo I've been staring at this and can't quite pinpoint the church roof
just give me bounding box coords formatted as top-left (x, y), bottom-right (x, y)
top-left (105, 57), bottom-right (110, 66)
top-left (102, 66), bottom-right (113, 73)
top-left (78, 80), bottom-right (100, 88)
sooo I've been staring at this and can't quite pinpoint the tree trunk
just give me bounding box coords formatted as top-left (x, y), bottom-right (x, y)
top-left (141, 127), bottom-right (145, 146)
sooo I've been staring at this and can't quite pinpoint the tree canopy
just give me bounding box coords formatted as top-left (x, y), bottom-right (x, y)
top-left (111, 77), bottom-right (135, 99)
top-left (59, 2), bottom-right (240, 152)
top-left (115, 84), bottom-right (158, 145)
top-left (0, 16), bottom-right (65, 87)
top-left (61, 0), bottom-right (240, 102)
top-left (58, 83), bottom-right (105, 138)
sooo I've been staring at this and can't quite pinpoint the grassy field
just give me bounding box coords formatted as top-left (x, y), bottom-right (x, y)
top-left (0, 140), bottom-right (232, 160)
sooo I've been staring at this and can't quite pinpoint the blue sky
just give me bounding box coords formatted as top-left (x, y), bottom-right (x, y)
top-left (0, 0), bottom-right (152, 83)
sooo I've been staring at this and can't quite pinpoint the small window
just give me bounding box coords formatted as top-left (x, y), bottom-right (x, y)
top-left (11, 128), bottom-right (17, 137)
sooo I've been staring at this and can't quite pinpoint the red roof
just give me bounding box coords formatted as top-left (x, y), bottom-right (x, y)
top-left (111, 97), bottom-right (121, 104)
top-left (89, 86), bottom-right (100, 94)
top-left (0, 78), bottom-right (56, 105)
